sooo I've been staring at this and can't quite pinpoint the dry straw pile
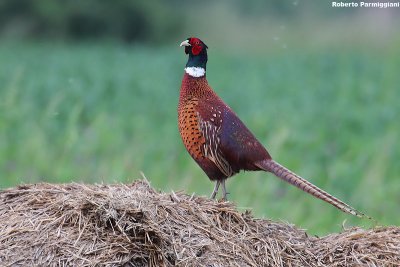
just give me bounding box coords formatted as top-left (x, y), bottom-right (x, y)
top-left (0, 180), bottom-right (399, 266)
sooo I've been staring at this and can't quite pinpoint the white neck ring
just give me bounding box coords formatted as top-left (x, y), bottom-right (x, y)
top-left (185, 67), bottom-right (205, 77)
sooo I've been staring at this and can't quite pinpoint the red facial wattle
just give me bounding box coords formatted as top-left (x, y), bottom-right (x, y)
top-left (189, 37), bottom-right (203, 55)
top-left (192, 45), bottom-right (202, 55)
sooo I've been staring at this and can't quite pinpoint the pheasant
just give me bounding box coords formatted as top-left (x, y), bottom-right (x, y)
top-left (178, 37), bottom-right (366, 218)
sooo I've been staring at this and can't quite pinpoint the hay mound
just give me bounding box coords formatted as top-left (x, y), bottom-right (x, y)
top-left (0, 180), bottom-right (399, 266)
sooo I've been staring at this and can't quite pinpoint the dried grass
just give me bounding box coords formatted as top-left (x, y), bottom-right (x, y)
top-left (0, 180), bottom-right (399, 266)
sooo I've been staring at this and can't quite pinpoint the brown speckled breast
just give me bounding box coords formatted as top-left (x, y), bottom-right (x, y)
top-left (178, 98), bottom-right (206, 160)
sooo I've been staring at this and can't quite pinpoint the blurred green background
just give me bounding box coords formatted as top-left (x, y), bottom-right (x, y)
top-left (1, 0), bottom-right (399, 235)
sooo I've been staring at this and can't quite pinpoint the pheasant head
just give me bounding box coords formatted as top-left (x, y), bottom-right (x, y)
top-left (180, 37), bottom-right (208, 77)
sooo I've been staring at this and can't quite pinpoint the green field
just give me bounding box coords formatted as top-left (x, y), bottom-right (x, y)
top-left (1, 41), bottom-right (399, 234)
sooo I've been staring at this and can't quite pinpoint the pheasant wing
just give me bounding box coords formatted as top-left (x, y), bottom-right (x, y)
top-left (197, 113), bottom-right (234, 178)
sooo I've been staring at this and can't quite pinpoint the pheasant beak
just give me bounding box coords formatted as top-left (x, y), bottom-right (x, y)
top-left (180, 39), bottom-right (191, 47)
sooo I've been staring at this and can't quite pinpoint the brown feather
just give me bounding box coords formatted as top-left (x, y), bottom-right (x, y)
top-left (256, 159), bottom-right (368, 218)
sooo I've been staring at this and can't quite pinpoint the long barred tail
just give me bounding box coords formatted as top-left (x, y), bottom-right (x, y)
top-left (256, 159), bottom-right (369, 218)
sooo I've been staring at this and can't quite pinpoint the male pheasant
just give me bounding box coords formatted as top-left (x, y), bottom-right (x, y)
top-left (178, 37), bottom-right (365, 217)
